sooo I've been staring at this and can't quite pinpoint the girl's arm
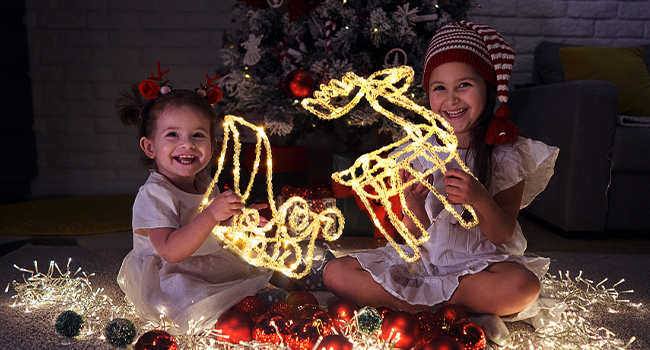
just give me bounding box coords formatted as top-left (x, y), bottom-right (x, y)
top-left (147, 190), bottom-right (245, 263)
top-left (444, 168), bottom-right (525, 245)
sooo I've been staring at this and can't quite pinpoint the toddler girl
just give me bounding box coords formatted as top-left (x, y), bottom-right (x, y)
top-left (116, 66), bottom-right (272, 334)
top-left (324, 21), bottom-right (560, 322)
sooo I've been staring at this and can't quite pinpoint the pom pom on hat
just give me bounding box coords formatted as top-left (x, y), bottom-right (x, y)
top-left (486, 105), bottom-right (520, 145)
top-left (423, 21), bottom-right (519, 145)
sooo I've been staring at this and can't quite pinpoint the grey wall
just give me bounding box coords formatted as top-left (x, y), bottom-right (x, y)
top-left (25, 0), bottom-right (650, 197)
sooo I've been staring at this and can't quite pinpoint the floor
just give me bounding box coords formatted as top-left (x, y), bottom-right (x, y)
top-left (1, 212), bottom-right (650, 257)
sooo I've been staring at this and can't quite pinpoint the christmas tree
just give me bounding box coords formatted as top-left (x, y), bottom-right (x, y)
top-left (216, 0), bottom-right (473, 150)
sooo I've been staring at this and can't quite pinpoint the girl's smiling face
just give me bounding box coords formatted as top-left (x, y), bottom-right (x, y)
top-left (427, 62), bottom-right (488, 148)
top-left (140, 106), bottom-right (213, 192)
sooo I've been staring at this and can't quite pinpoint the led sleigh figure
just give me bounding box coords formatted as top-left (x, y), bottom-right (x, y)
top-left (199, 115), bottom-right (344, 279)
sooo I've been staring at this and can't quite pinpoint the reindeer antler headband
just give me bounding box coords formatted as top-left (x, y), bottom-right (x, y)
top-left (137, 61), bottom-right (223, 104)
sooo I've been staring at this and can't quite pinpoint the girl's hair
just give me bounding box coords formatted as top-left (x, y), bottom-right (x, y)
top-left (465, 82), bottom-right (497, 189)
top-left (118, 87), bottom-right (218, 166)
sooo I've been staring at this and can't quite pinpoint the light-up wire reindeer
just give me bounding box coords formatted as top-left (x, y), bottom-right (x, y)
top-left (302, 66), bottom-right (479, 262)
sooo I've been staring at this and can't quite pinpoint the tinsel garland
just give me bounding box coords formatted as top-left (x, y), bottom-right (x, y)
top-left (215, 0), bottom-right (474, 148)
top-left (5, 259), bottom-right (640, 349)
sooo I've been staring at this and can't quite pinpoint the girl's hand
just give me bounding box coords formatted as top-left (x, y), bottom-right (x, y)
top-left (221, 202), bottom-right (269, 227)
top-left (400, 167), bottom-right (433, 207)
top-left (443, 168), bottom-right (490, 206)
top-left (208, 190), bottom-right (246, 222)
top-left (400, 166), bottom-right (433, 236)
top-left (249, 202), bottom-right (269, 227)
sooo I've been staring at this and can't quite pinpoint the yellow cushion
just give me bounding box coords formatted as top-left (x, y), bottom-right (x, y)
top-left (559, 46), bottom-right (650, 116)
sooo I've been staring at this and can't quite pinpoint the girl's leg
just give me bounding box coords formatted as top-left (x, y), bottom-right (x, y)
top-left (447, 262), bottom-right (541, 316)
top-left (323, 256), bottom-right (429, 314)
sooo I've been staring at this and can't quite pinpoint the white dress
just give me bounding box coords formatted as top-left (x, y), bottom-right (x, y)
top-left (117, 171), bottom-right (273, 334)
top-left (351, 137), bottom-right (560, 314)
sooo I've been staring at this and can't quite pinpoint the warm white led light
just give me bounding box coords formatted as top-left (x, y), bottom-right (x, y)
top-left (302, 66), bottom-right (478, 262)
top-left (199, 115), bottom-right (344, 278)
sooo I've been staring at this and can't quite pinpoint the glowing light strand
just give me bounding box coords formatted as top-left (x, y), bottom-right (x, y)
top-left (500, 270), bottom-right (639, 350)
top-left (5, 261), bottom-right (640, 350)
top-left (302, 66), bottom-right (478, 262)
top-left (199, 115), bottom-right (344, 278)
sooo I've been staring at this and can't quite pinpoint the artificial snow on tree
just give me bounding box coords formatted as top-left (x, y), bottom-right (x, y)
top-left (216, 0), bottom-right (473, 150)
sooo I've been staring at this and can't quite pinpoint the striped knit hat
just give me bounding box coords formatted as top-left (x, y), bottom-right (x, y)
top-left (423, 21), bottom-right (519, 145)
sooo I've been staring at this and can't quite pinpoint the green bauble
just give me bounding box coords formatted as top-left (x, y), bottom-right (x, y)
top-left (104, 318), bottom-right (137, 348)
top-left (55, 310), bottom-right (84, 338)
top-left (356, 306), bottom-right (382, 335)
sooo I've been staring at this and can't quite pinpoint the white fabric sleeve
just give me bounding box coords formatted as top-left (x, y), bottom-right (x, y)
top-left (132, 184), bottom-right (181, 235)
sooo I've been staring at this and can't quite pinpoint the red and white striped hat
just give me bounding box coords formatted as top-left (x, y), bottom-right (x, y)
top-left (423, 21), bottom-right (519, 145)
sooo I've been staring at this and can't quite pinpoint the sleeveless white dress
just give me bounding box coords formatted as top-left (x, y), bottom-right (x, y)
top-left (351, 137), bottom-right (560, 321)
top-left (117, 171), bottom-right (272, 334)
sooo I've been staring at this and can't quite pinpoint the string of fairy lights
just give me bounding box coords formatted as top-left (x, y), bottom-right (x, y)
top-left (4, 259), bottom-right (639, 349)
top-left (198, 115), bottom-right (344, 279)
top-left (302, 66), bottom-right (478, 262)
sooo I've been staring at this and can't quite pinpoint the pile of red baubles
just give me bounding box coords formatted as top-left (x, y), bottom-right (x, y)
top-left (214, 291), bottom-right (486, 350)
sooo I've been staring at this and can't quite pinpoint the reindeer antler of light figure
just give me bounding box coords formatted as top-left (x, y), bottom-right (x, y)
top-left (199, 115), bottom-right (344, 278)
top-left (302, 66), bottom-right (478, 262)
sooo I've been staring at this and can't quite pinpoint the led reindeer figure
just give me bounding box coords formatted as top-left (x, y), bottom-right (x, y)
top-left (302, 66), bottom-right (478, 262)
top-left (199, 115), bottom-right (344, 279)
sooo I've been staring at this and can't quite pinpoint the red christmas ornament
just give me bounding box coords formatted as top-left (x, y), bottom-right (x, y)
top-left (300, 309), bottom-right (334, 335)
top-left (134, 330), bottom-right (177, 350)
top-left (380, 311), bottom-right (421, 349)
top-left (376, 305), bottom-right (395, 319)
top-left (447, 320), bottom-right (486, 350)
top-left (269, 300), bottom-right (298, 320)
top-left (316, 335), bottom-right (353, 350)
top-left (327, 300), bottom-right (358, 331)
top-left (285, 319), bottom-right (327, 350)
top-left (214, 310), bottom-right (255, 344)
top-left (423, 336), bottom-right (464, 350)
top-left (415, 311), bottom-right (446, 348)
top-left (233, 296), bottom-right (268, 321)
top-left (284, 69), bottom-right (315, 99)
top-left (286, 291), bottom-right (320, 314)
top-left (253, 312), bottom-right (291, 345)
top-left (434, 305), bottom-right (469, 330)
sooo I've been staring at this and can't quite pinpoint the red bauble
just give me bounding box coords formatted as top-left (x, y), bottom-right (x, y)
top-left (434, 305), bottom-right (469, 330)
top-left (284, 69), bottom-right (315, 99)
top-left (233, 296), bottom-right (268, 321)
top-left (286, 291), bottom-right (320, 314)
top-left (380, 311), bottom-right (421, 349)
top-left (317, 335), bottom-right (353, 350)
top-left (376, 305), bottom-right (396, 319)
top-left (327, 300), bottom-right (358, 331)
top-left (134, 330), bottom-right (178, 350)
top-left (269, 300), bottom-right (298, 320)
top-left (447, 320), bottom-right (486, 350)
top-left (414, 311), bottom-right (446, 348)
top-left (214, 310), bottom-right (255, 344)
top-left (423, 336), bottom-right (464, 350)
top-left (285, 319), bottom-right (327, 350)
top-left (300, 309), bottom-right (334, 334)
top-left (253, 312), bottom-right (291, 345)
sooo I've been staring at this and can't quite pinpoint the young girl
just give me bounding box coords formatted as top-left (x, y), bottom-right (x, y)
top-left (323, 21), bottom-right (559, 320)
top-left (116, 68), bottom-right (273, 334)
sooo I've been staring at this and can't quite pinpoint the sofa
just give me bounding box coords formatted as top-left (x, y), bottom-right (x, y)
top-left (508, 42), bottom-right (650, 234)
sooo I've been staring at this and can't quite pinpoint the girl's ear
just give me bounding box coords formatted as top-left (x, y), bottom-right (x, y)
top-left (140, 136), bottom-right (156, 159)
